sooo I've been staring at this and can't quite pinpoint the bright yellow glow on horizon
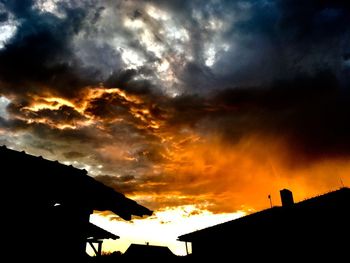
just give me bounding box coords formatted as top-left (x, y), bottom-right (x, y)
top-left (89, 205), bottom-right (245, 256)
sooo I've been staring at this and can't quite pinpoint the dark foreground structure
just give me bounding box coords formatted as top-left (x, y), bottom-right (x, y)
top-left (1, 146), bottom-right (152, 261)
top-left (179, 187), bottom-right (350, 261)
top-left (95, 244), bottom-right (187, 263)
top-left (123, 243), bottom-right (177, 259)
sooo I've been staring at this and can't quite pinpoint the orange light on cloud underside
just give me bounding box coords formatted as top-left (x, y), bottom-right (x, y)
top-left (11, 85), bottom-right (350, 257)
top-left (19, 86), bottom-right (160, 130)
top-left (23, 87), bottom-right (143, 114)
top-left (17, 87), bottom-right (350, 211)
top-left (23, 96), bottom-right (76, 112)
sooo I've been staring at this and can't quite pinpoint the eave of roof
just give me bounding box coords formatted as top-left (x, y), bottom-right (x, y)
top-left (0, 145), bottom-right (153, 220)
top-left (86, 222), bottom-right (119, 240)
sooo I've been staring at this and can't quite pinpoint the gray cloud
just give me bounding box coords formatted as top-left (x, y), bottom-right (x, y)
top-left (0, 0), bottom-right (350, 213)
top-left (2, 0), bottom-right (348, 97)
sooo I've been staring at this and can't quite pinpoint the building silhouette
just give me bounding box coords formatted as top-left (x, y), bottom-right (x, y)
top-left (1, 146), bottom-right (152, 261)
top-left (95, 244), bottom-right (183, 263)
top-left (123, 243), bottom-right (176, 259)
top-left (178, 187), bottom-right (350, 261)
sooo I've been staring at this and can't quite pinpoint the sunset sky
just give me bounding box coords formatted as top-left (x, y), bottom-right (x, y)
top-left (1, 0), bottom-right (350, 256)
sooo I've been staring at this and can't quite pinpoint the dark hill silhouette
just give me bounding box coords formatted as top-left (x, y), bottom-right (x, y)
top-left (1, 145), bottom-right (152, 262)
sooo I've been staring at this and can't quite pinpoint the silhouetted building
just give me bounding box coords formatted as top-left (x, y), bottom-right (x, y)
top-left (123, 244), bottom-right (176, 259)
top-left (2, 146), bottom-right (152, 261)
top-left (178, 188), bottom-right (350, 261)
top-left (280, 188), bottom-right (294, 207)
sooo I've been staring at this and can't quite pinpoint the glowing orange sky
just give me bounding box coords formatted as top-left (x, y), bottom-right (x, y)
top-left (14, 86), bottom-right (350, 209)
top-left (3, 88), bottom-right (350, 196)
top-left (2, 86), bottom-right (349, 255)
top-left (1, 0), bottom-right (350, 256)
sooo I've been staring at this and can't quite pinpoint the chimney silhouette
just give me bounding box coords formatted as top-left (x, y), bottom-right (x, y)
top-left (280, 189), bottom-right (294, 207)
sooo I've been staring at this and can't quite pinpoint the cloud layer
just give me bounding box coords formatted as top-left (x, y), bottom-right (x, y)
top-left (0, 0), bottom-right (350, 213)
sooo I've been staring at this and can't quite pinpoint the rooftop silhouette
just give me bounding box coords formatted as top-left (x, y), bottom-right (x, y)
top-left (178, 187), bottom-right (350, 261)
top-left (2, 146), bottom-right (152, 261)
top-left (123, 243), bottom-right (176, 259)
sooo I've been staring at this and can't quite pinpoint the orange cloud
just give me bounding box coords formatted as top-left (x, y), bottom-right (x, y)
top-left (117, 133), bottom-right (350, 213)
top-left (2, 86), bottom-right (350, 216)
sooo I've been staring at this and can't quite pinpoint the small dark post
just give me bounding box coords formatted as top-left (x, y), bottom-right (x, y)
top-left (268, 194), bottom-right (273, 208)
top-left (97, 241), bottom-right (102, 256)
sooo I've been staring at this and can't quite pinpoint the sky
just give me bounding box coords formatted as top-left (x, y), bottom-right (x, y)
top-left (1, 0), bottom-right (350, 256)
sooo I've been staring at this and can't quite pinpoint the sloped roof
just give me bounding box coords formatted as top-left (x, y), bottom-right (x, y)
top-left (1, 145), bottom-right (152, 220)
top-left (178, 187), bottom-right (350, 241)
top-left (86, 222), bottom-right (119, 240)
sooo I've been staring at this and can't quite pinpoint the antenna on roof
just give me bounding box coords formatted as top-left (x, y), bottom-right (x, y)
top-left (268, 194), bottom-right (273, 208)
top-left (340, 177), bottom-right (345, 188)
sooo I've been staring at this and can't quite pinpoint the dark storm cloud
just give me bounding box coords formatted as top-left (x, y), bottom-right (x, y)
top-left (81, 0), bottom-right (349, 94)
top-left (0, 0), bottom-right (173, 101)
top-left (0, 0), bottom-right (91, 97)
top-left (129, 0), bottom-right (350, 163)
top-left (216, 72), bottom-right (350, 161)
top-left (0, 11), bottom-right (8, 22)
top-left (183, 0), bottom-right (350, 91)
top-left (1, 0), bottom-right (348, 95)
top-left (163, 70), bottom-right (350, 163)
top-left (0, 0), bottom-right (350, 213)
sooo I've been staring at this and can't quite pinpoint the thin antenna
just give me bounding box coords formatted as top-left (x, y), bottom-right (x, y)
top-left (268, 194), bottom-right (273, 208)
top-left (340, 177), bottom-right (345, 188)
